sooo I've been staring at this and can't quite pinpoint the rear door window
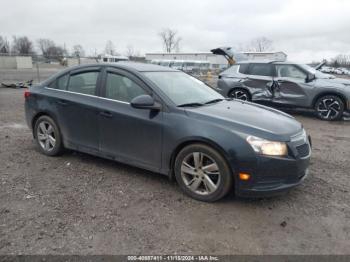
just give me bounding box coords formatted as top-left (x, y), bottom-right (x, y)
top-left (247, 63), bottom-right (272, 77)
top-left (67, 71), bottom-right (99, 95)
top-left (238, 63), bottom-right (249, 74)
top-left (48, 74), bottom-right (69, 90)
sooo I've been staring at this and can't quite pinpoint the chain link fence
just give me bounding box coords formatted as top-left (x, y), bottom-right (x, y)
top-left (0, 54), bottom-right (99, 84)
top-left (0, 54), bottom-right (218, 87)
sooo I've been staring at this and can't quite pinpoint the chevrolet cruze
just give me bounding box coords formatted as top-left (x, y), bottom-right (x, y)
top-left (25, 62), bottom-right (311, 202)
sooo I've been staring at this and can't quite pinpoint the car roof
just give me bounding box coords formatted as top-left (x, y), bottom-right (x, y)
top-left (66, 62), bottom-right (178, 72)
top-left (237, 60), bottom-right (297, 65)
top-left (41, 62), bottom-right (178, 86)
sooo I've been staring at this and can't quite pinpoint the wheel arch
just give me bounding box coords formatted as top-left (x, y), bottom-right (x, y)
top-left (312, 91), bottom-right (347, 110)
top-left (228, 87), bottom-right (252, 100)
top-left (31, 111), bottom-right (60, 138)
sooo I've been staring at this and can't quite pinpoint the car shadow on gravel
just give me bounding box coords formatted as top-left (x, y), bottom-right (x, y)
top-left (63, 149), bottom-right (173, 183)
top-left (57, 149), bottom-right (294, 205)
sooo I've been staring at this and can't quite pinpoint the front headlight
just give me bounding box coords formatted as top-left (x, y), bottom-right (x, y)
top-left (246, 136), bottom-right (288, 156)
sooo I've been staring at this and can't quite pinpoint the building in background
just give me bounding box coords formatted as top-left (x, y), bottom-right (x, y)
top-left (0, 55), bottom-right (32, 69)
top-left (146, 51), bottom-right (287, 71)
top-left (241, 51), bottom-right (287, 61)
top-left (146, 52), bottom-right (228, 70)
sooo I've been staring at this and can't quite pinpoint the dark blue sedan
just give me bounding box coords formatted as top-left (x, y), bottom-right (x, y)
top-left (24, 62), bottom-right (311, 201)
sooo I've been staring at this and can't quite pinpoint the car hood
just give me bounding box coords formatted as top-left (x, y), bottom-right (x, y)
top-left (185, 100), bottom-right (302, 141)
top-left (316, 77), bottom-right (350, 87)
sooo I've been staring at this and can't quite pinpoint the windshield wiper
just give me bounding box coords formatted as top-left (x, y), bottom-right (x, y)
top-left (204, 98), bottom-right (224, 105)
top-left (177, 102), bottom-right (204, 107)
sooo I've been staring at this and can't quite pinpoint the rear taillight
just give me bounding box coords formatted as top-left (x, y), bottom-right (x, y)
top-left (24, 90), bottom-right (31, 98)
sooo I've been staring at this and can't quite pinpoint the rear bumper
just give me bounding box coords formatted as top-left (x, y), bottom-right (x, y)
top-left (24, 101), bottom-right (33, 128)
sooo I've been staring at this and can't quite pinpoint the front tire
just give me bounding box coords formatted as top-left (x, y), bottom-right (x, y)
top-left (174, 144), bottom-right (233, 202)
top-left (34, 115), bottom-right (64, 156)
top-left (228, 88), bottom-right (251, 101)
top-left (315, 95), bottom-right (344, 121)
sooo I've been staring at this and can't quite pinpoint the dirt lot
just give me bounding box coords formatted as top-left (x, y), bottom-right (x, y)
top-left (0, 69), bottom-right (350, 255)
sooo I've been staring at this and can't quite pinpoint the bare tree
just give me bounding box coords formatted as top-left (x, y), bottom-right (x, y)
top-left (134, 50), bottom-right (141, 57)
top-left (105, 40), bottom-right (116, 55)
top-left (12, 36), bottom-right (34, 55)
top-left (125, 44), bottom-right (135, 58)
top-left (0, 36), bottom-right (10, 54)
top-left (72, 44), bottom-right (85, 57)
top-left (330, 54), bottom-right (350, 68)
top-left (37, 38), bottom-right (64, 60)
top-left (158, 28), bottom-right (181, 53)
top-left (248, 37), bottom-right (273, 52)
top-left (37, 38), bottom-right (55, 57)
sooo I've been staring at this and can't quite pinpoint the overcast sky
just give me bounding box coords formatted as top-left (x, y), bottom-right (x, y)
top-left (1, 0), bottom-right (350, 62)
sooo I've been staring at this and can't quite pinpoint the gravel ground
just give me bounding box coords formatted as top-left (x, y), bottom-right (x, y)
top-left (0, 70), bottom-right (350, 255)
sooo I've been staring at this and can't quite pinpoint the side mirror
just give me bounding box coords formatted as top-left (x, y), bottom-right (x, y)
top-left (130, 95), bottom-right (161, 110)
top-left (306, 73), bottom-right (316, 83)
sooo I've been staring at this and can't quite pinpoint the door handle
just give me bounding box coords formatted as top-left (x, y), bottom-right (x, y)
top-left (99, 111), bottom-right (113, 118)
top-left (57, 99), bottom-right (68, 106)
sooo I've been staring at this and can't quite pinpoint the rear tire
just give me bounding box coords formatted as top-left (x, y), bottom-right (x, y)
top-left (174, 144), bottom-right (233, 202)
top-left (315, 95), bottom-right (344, 121)
top-left (34, 115), bottom-right (64, 156)
top-left (228, 88), bottom-right (251, 101)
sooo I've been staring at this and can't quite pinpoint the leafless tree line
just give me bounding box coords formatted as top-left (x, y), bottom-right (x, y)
top-left (1, 36), bottom-right (35, 55)
top-left (0, 35), bottom-right (73, 60)
top-left (329, 54), bottom-right (350, 68)
top-left (157, 30), bottom-right (273, 54)
top-left (0, 35), bottom-right (142, 60)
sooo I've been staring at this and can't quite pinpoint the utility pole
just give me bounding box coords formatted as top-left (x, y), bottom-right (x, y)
top-left (35, 55), bottom-right (40, 83)
top-left (0, 42), bottom-right (5, 53)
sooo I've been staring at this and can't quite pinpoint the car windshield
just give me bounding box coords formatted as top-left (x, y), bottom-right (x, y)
top-left (298, 64), bottom-right (334, 79)
top-left (143, 71), bottom-right (224, 106)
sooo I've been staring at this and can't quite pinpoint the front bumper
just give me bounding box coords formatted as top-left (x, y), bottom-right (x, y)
top-left (236, 159), bottom-right (309, 198)
top-left (235, 132), bottom-right (311, 198)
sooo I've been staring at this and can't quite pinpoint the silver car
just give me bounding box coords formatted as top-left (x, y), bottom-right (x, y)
top-left (217, 61), bottom-right (350, 120)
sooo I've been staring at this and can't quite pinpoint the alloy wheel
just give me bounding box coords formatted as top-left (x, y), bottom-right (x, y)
top-left (180, 152), bottom-right (221, 195)
top-left (231, 90), bottom-right (249, 101)
top-left (316, 98), bottom-right (341, 120)
top-left (37, 121), bottom-right (56, 152)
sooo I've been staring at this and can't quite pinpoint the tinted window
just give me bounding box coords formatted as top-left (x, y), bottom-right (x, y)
top-left (248, 64), bottom-right (272, 76)
top-left (106, 73), bottom-right (147, 103)
top-left (67, 71), bottom-right (98, 95)
top-left (275, 65), bottom-right (307, 79)
top-left (48, 74), bottom-right (69, 90)
top-left (223, 65), bottom-right (239, 74)
top-left (239, 63), bottom-right (249, 74)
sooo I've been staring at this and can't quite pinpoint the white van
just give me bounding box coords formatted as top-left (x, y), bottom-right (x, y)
top-left (99, 54), bottom-right (129, 63)
top-left (159, 60), bottom-right (172, 67)
top-left (171, 60), bottom-right (184, 70)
